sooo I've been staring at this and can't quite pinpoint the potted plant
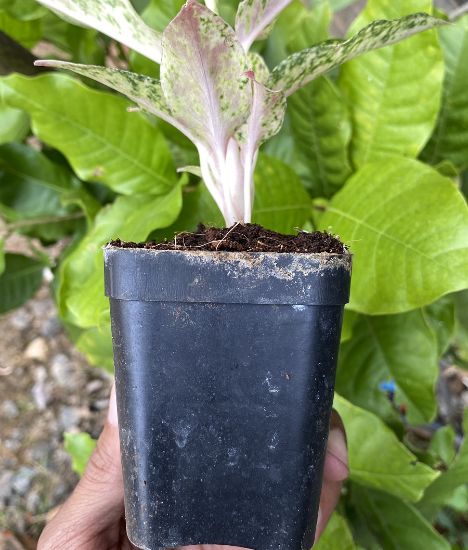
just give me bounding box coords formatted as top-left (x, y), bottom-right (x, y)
top-left (34, 1), bottom-right (444, 548)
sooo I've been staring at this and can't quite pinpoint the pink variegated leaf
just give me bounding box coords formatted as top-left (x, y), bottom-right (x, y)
top-left (161, 0), bottom-right (251, 157)
top-left (35, 0), bottom-right (162, 63)
top-left (235, 0), bottom-right (293, 51)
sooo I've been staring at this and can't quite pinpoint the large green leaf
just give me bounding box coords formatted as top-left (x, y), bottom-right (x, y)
top-left (252, 154), bottom-right (311, 233)
top-left (0, 0), bottom-right (46, 20)
top-left (349, 485), bottom-right (451, 550)
top-left (333, 394), bottom-right (439, 502)
top-left (420, 411), bottom-right (468, 508)
top-left (32, 62), bottom-right (181, 131)
top-left (0, 143), bottom-right (78, 216)
top-left (339, 0), bottom-right (444, 168)
top-left (266, 0), bottom-right (331, 68)
top-left (0, 73), bottom-right (176, 196)
top-left (35, 0), bottom-right (162, 63)
top-left (421, 15), bottom-right (468, 172)
top-left (0, 105), bottom-right (29, 144)
top-left (319, 158), bottom-right (468, 314)
top-left (314, 512), bottom-right (356, 550)
top-left (58, 184), bottom-right (183, 328)
top-left (0, 254), bottom-right (44, 314)
top-left (268, 12), bottom-right (444, 97)
top-left (74, 324), bottom-right (114, 373)
top-left (64, 432), bottom-right (96, 476)
top-left (0, 10), bottom-right (42, 48)
top-left (288, 77), bottom-right (352, 198)
top-left (337, 310), bottom-right (438, 425)
top-left (0, 143), bottom-right (93, 240)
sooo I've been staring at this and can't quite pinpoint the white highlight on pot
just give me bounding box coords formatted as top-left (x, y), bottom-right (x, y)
top-left (292, 304), bottom-right (306, 311)
top-left (172, 421), bottom-right (192, 448)
top-left (227, 447), bottom-right (240, 466)
top-left (264, 371), bottom-right (280, 394)
top-left (268, 432), bottom-right (279, 450)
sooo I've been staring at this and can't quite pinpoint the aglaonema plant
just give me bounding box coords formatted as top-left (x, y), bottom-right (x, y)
top-left (34, 0), bottom-right (445, 226)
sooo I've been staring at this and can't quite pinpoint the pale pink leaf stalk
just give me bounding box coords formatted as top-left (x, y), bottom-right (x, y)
top-left (161, 0), bottom-right (254, 224)
top-left (235, 0), bottom-right (294, 52)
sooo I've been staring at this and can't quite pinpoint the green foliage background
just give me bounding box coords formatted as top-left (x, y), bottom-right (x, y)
top-left (0, 0), bottom-right (467, 546)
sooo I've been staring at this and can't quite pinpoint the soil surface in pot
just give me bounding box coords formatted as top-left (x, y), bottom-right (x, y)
top-left (110, 223), bottom-right (346, 254)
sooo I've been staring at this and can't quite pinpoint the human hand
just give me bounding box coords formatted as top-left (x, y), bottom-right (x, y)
top-left (38, 387), bottom-right (348, 550)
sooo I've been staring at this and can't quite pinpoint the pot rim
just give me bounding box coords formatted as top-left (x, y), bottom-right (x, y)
top-left (104, 243), bottom-right (352, 260)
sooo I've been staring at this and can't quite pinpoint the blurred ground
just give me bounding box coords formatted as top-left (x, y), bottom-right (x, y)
top-left (0, 284), bottom-right (112, 549)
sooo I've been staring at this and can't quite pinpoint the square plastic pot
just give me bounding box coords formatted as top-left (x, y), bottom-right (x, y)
top-left (104, 247), bottom-right (351, 550)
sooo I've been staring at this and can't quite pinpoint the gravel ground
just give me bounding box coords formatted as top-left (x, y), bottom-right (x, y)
top-left (0, 285), bottom-right (113, 549)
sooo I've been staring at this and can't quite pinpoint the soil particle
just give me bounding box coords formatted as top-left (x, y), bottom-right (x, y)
top-left (110, 223), bottom-right (347, 254)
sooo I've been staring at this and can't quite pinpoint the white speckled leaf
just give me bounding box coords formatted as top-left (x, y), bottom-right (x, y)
top-left (269, 12), bottom-right (445, 96)
top-left (161, 0), bottom-right (251, 155)
top-left (235, 0), bottom-right (293, 51)
top-left (33, 60), bottom-right (193, 140)
top-left (35, 0), bottom-right (162, 63)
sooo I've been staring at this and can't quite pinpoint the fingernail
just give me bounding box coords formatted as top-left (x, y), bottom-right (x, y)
top-left (107, 382), bottom-right (118, 427)
top-left (327, 427), bottom-right (348, 470)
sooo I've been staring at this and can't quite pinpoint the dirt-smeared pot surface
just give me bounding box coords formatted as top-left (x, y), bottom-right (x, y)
top-left (104, 228), bottom-right (351, 550)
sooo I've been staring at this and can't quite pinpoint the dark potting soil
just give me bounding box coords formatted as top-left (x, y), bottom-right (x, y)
top-left (110, 223), bottom-right (347, 254)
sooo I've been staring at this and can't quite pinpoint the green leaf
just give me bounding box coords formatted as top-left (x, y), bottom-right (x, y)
top-left (333, 394), bottom-right (439, 501)
top-left (0, 10), bottom-right (42, 48)
top-left (75, 324), bottom-right (114, 373)
top-left (423, 295), bottom-right (456, 357)
top-left (0, 143), bottom-right (87, 240)
top-left (337, 309), bottom-right (438, 425)
top-left (58, 184), bottom-right (182, 327)
top-left (420, 411), bottom-right (468, 507)
top-left (319, 158), bottom-right (468, 314)
top-left (421, 15), bottom-right (468, 172)
top-left (64, 432), bottom-right (96, 476)
top-left (41, 12), bottom-right (105, 66)
top-left (252, 154), bottom-right (311, 233)
top-left (0, 105), bottom-right (29, 144)
top-left (0, 143), bottom-right (77, 214)
top-left (288, 76), bottom-right (352, 198)
top-left (36, 0), bottom-right (162, 63)
top-left (0, 73), bottom-right (176, 195)
top-left (32, 61), bottom-right (181, 131)
top-left (339, 0), bottom-right (444, 167)
top-left (0, 0), bottom-right (46, 20)
top-left (0, 254), bottom-right (44, 314)
top-left (268, 12), bottom-right (445, 97)
top-left (314, 512), bottom-right (356, 550)
top-left (349, 485), bottom-right (451, 550)
top-left (264, 0), bottom-right (331, 69)
top-left (428, 425), bottom-right (457, 466)
top-left (330, 0), bottom-right (358, 11)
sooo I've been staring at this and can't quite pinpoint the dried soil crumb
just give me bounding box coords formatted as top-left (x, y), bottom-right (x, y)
top-left (110, 223), bottom-right (347, 254)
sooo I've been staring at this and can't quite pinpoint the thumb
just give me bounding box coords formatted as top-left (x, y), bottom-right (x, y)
top-left (39, 384), bottom-right (125, 549)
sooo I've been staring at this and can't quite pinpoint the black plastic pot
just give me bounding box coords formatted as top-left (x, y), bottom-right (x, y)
top-left (104, 247), bottom-right (351, 550)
